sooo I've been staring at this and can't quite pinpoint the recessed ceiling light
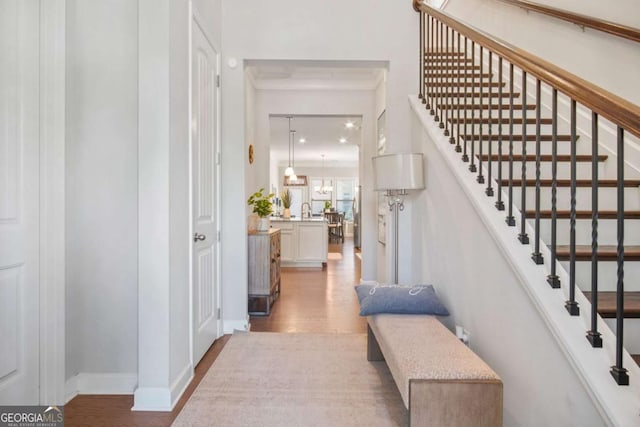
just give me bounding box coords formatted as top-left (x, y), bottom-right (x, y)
top-left (345, 121), bottom-right (355, 129)
top-left (298, 137), bottom-right (306, 144)
top-left (339, 137), bottom-right (348, 144)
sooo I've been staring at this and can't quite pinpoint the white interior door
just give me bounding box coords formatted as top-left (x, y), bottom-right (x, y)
top-left (0, 0), bottom-right (40, 404)
top-left (191, 18), bottom-right (220, 365)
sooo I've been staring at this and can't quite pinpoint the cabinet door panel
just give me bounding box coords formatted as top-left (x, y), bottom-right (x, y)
top-left (297, 225), bottom-right (326, 261)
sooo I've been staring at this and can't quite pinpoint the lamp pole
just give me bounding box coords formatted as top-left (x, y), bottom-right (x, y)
top-left (387, 189), bottom-right (407, 284)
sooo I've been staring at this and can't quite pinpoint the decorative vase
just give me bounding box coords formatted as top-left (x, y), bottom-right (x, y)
top-left (283, 208), bottom-right (291, 219)
top-left (257, 217), bottom-right (270, 232)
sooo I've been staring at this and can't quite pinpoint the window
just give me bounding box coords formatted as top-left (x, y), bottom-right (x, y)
top-left (335, 178), bottom-right (356, 221)
top-left (310, 177), bottom-right (332, 215)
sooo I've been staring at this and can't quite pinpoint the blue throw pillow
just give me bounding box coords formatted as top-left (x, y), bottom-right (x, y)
top-left (354, 284), bottom-right (449, 316)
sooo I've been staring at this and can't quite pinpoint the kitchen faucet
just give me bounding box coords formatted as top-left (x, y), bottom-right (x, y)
top-left (301, 202), bottom-right (311, 219)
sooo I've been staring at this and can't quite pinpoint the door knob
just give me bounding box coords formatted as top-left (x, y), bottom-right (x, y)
top-left (193, 233), bottom-right (206, 242)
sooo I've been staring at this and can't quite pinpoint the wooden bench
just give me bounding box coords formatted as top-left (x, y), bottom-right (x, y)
top-left (367, 314), bottom-right (503, 426)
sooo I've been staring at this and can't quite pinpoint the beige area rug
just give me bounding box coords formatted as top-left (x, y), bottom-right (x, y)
top-left (173, 332), bottom-right (407, 427)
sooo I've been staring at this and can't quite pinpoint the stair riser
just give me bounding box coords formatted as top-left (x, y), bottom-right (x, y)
top-left (457, 140), bottom-right (583, 156)
top-left (484, 162), bottom-right (607, 180)
top-left (572, 262), bottom-right (640, 293)
top-left (602, 318), bottom-right (640, 354)
top-left (537, 219), bottom-right (640, 246)
top-left (503, 187), bottom-right (640, 211)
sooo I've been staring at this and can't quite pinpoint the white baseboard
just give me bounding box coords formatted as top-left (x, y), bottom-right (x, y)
top-left (170, 363), bottom-right (194, 407)
top-left (65, 372), bottom-right (138, 403)
top-left (132, 387), bottom-right (172, 411)
top-left (223, 318), bottom-right (249, 334)
top-left (132, 364), bottom-right (194, 412)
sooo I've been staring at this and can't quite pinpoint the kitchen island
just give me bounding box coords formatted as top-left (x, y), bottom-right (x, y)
top-left (270, 217), bottom-right (328, 268)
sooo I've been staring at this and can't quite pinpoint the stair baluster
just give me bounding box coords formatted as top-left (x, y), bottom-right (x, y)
top-left (566, 100), bottom-right (580, 315)
top-left (477, 46), bottom-right (485, 183)
top-left (611, 127), bottom-right (630, 385)
top-left (495, 57), bottom-right (505, 211)
top-left (444, 25), bottom-right (451, 138)
top-left (547, 89), bottom-right (561, 288)
top-left (419, 11), bottom-right (425, 104)
top-left (485, 51), bottom-right (494, 196)
top-left (531, 79), bottom-right (544, 264)
top-left (587, 112), bottom-right (602, 347)
top-left (455, 32), bottom-right (462, 153)
top-left (506, 63), bottom-right (516, 226)
top-left (462, 37), bottom-right (469, 163)
top-left (469, 41), bottom-right (477, 173)
top-left (518, 72), bottom-right (529, 243)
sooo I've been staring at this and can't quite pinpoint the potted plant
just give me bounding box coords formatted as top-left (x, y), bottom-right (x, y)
top-left (247, 188), bottom-right (274, 232)
top-left (324, 200), bottom-right (333, 213)
top-left (281, 189), bottom-right (292, 219)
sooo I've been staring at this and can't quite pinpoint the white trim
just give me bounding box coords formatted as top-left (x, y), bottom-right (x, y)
top-left (169, 364), bottom-right (194, 407)
top-left (223, 319), bottom-right (250, 334)
top-left (38, 0), bottom-right (66, 406)
top-left (65, 373), bottom-right (137, 401)
top-left (132, 387), bottom-right (172, 412)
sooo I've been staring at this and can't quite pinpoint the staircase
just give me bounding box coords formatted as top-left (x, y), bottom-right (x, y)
top-left (414, 0), bottom-right (640, 405)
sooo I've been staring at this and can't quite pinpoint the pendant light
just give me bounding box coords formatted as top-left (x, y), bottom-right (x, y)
top-left (314, 154), bottom-right (333, 194)
top-left (289, 129), bottom-right (298, 181)
top-left (284, 116), bottom-right (295, 177)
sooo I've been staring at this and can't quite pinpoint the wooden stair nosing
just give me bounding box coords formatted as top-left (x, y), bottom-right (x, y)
top-left (425, 72), bottom-right (493, 78)
top-left (427, 65), bottom-right (481, 70)
top-left (556, 245), bottom-right (640, 261)
top-left (633, 355), bottom-right (640, 367)
top-left (449, 117), bottom-right (553, 125)
top-left (426, 91), bottom-right (520, 98)
top-left (582, 291), bottom-right (640, 318)
top-left (498, 179), bottom-right (640, 188)
top-left (479, 154), bottom-right (607, 162)
top-left (425, 51), bottom-right (465, 57)
top-left (525, 210), bottom-right (640, 219)
top-left (440, 103), bottom-right (536, 110)
top-left (462, 134), bottom-right (572, 142)
top-left (433, 81), bottom-right (506, 88)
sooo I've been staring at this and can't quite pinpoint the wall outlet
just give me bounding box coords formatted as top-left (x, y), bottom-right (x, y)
top-left (455, 325), bottom-right (470, 347)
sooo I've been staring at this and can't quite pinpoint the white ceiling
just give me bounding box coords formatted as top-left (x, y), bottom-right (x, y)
top-left (247, 61), bottom-right (386, 167)
top-left (269, 115), bottom-right (361, 167)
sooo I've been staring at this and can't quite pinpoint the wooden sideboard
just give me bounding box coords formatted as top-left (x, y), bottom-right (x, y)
top-left (247, 228), bottom-right (281, 315)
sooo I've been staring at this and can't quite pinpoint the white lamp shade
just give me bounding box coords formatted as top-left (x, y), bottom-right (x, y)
top-left (284, 166), bottom-right (294, 177)
top-left (372, 153), bottom-right (425, 191)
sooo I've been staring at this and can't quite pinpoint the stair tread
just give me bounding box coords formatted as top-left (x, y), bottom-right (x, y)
top-left (426, 91), bottom-right (519, 98)
top-left (556, 245), bottom-right (640, 261)
top-left (480, 154), bottom-right (607, 162)
top-left (449, 117), bottom-right (552, 125)
top-left (462, 134), bottom-right (571, 141)
top-left (582, 292), bottom-right (640, 318)
top-left (633, 355), bottom-right (640, 366)
top-left (441, 104), bottom-right (536, 110)
top-left (433, 82), bottom-right (506, 88)
top-left (525, 210), bottom-right (640, 219)
top-left (498, 179), bottom-right (640, 187)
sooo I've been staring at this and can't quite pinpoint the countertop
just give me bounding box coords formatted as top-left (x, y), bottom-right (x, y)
top-left (270, 216), bottom-right (326, 222)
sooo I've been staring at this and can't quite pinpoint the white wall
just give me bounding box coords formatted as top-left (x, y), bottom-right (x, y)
top-left (409, 105), bottom-right (608, 426)
top-left (443, 0), bottom-right (640, 105)
top-left (65, 0), bottom-right (138, 388)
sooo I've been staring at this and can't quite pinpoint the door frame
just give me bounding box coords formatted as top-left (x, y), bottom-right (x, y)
top-left (38, 0), bottom-right (66, 405)
top-left (188, 2), bottom-right (223, 368)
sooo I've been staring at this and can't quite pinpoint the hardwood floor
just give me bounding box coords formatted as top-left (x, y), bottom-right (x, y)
top-left (64, 237), bottom-right (362, 426)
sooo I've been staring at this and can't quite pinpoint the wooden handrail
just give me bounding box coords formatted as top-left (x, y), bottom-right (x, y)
top-left (496, 0), bottom-right (640, 44)
top-left (413, 0), bottom-right (640, 139)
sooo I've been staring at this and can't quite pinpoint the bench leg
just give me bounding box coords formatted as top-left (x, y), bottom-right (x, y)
top-left (367, 325), bottom-right (385, 361)
top-left (409, 379), bottom-right (503, 427)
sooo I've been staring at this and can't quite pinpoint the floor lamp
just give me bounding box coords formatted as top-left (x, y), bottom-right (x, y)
top-left (372, 153), bottom-right (425, 284)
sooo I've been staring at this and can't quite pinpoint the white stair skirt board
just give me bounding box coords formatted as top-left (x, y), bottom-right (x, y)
top-left (409, 95), bottom-right (640, 426)
top-left (223, 318), bottom-right (250, 334)
top-left (65, 373), bottom-right (138, 403)
top-left (132, 363), bottom-right (193, 412)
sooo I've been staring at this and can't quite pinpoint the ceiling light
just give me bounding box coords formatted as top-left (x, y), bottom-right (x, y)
top-left (339, 137), bottom-right (347, 144)
top-left (298, 137), bottom-right (306, 144)
top-left (284, 117), bottom-right (296, 178)
top-left (345, 121), bottom-right (355, 129)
